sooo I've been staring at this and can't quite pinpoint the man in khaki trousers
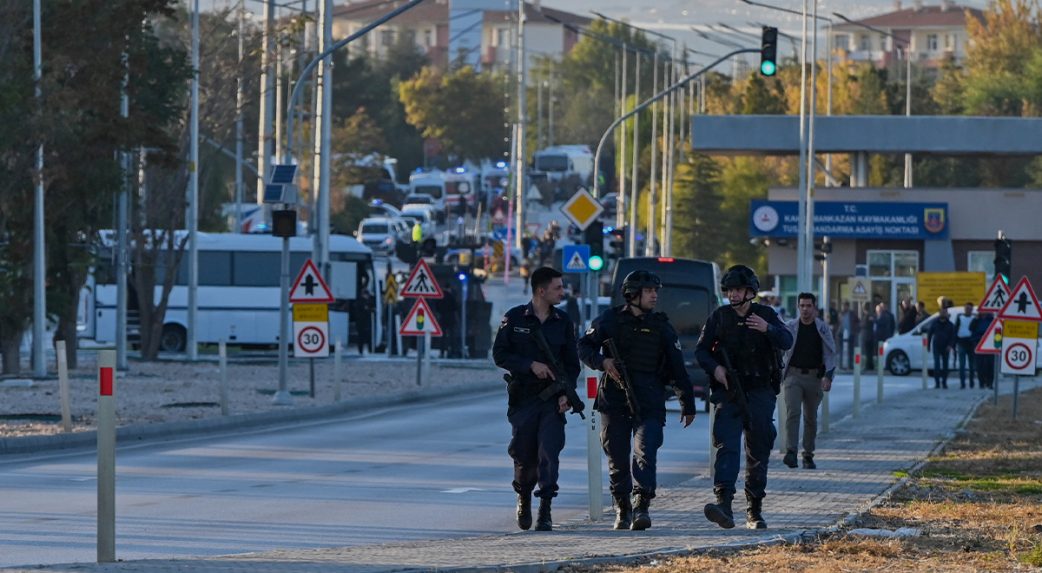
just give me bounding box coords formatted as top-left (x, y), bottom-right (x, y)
top-left (780, 292), bottom-right (836, 470)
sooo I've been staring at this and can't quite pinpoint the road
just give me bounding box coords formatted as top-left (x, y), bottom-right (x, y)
top-left (0, 371), bottom-right (933, 568)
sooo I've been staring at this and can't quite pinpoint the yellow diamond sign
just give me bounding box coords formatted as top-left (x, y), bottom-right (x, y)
top-left (560, 188), bottom-right (604, 231)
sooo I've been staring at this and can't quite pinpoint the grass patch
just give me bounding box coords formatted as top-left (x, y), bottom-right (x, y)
top-left (892, 470), bottom-right (910, 478)
top-left (1021, 542), bottom-right (1042, 567)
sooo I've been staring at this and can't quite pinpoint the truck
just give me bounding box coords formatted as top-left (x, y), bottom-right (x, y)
top-left (529, 145), bottom-right (594, 199)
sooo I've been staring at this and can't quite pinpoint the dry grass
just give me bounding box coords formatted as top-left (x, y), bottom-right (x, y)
top-left (574, 387), bottom-right (1042, 573)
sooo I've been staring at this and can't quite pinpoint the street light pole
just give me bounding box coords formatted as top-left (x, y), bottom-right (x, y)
top-left (187, 0), bottom-right (200, 361)
top-left (32, 0), bottom-right (46, 377)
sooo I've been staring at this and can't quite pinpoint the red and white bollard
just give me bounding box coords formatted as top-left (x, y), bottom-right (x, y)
top-left (585, 372), bottom-right (602, 521)
top-left (852, 350), bottom-right (862, 418)
top-left (97, 350), bottom-right (116, 563)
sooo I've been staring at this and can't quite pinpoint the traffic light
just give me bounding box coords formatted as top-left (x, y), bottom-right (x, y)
top-left (994, 234), bottom-right (1012, 283)
top-left (607, 226), bottom-right (626, 259)
top-left (760, 26), bottom-right (778, 77)
top-left (584, 221), bottom-right (605, 271)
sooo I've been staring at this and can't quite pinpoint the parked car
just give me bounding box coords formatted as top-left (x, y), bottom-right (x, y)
top-left (368, 199), bottom-right (401, 219)
top-left (402, 193), bottom-right (437, 211)
top-left (882, 310), bottom-right (1042, 375)
top-left (355, 217), bottom-right (399, 255)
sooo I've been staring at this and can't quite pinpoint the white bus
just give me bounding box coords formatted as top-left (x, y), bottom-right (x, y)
top-left (80, 232), bottom-right (377, 353)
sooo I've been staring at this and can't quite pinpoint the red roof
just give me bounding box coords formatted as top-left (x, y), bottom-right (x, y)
top-left (842, 3), bottom-right (984, 29)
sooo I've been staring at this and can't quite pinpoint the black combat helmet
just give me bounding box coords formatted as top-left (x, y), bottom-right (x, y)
top-left (622, 270), bottom-right (662, 299)
top-left (720, 264), bottom-right (760, 292)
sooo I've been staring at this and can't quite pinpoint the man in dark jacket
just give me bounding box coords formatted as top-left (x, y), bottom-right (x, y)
top-left (927, 307), bottom-right (957, 389)
top-left (874, 302), bottom-right (896, 344)
top-left (578, 270), bottom-right (696, 531)
top-left (493, 267), bottom-right (581, 531)
top-left (898, 299), bottom-right (918, 335)
top-left (695, 265), bottom-right (793, 530)
top-left (859, 302), bottom-right (876, 370)
top-left (972, 312), bottom-right (996, 389)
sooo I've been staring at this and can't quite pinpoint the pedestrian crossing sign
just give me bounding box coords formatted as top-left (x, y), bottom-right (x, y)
top-left (400, 259), bottom-right (443, 299)
top-left (847, 277), bottom-right (870, 302)
top-left (978, 276), bottom-right (1012, 312)
top-left (562, 244), bottom-right (590, 274)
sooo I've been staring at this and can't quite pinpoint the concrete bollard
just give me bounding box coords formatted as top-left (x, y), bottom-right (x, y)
top-left (218, 341), bottom-right (229, 416)
top-left (56, 341), bottom-right (72, 432)
top-left (877, 341), bottom-right (885, 404)
top-left (97, 350), bottom-right (116, 563)
top-left (584, 372), bottom-right (602, 521)
top-left (334, 338), bottom-right (342, 402)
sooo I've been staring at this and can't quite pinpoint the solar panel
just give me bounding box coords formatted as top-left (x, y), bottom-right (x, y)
top-left (270, 164), bottom-right (298, 185)
top-left (264, 184), bottom-right (284, 203)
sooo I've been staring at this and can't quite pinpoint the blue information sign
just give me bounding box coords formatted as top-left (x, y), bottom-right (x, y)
top-left (562, 244), bottom-right (590, 273)
top-left (749, 200), bottom-right (949, 240)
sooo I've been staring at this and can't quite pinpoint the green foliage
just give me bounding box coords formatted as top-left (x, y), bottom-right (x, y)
top-left (331, 195), bottom-right (370, 237)
top-left (398, 66), bottom-right (507, 161)
top-left (672, 154), bottom-right (726, 263)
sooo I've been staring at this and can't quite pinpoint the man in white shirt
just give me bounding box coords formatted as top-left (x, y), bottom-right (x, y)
top-left (953, 302), bottom-right (976, 389)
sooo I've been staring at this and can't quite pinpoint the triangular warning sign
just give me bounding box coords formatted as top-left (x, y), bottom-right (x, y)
top-left (975, 318), bottom-right (1002, 355)
top-left (566, 251), bottom-right (587, 271)
top-left (852, 282), bottom-right (867, 295)
top-left (400, 259), bottom-right (443, 299)
top-left (997, 276), bottom-right (1042, 322)
top-left (289, 259), bottom-right (334, 303)
top-left (399, 298), bottom-right (442, 336)
top-left (979, 277), bottom-right (1012, 312)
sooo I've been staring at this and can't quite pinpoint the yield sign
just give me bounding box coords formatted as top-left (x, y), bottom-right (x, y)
top-left (997, 276), bottom-right (1042, 322)
top-left (978, 277), bottom-right (1012, 312)
top-left (401, 259), bottom-right (443, 299)
top-left (399, 298), bottom-right (443, 336)
top-left (974, 318), bottom-right (1002, 355)
top-left (289, 259), bottom-right (334, 303)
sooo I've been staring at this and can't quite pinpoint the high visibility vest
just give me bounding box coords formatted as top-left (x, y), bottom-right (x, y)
top-left (412, 222), bottom-right (422, 242)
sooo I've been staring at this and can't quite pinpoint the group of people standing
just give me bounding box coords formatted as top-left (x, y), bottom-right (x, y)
top-left (494, 264), bottom-right (813, 533)
top-left (925, 301), bottom-right (995, 390)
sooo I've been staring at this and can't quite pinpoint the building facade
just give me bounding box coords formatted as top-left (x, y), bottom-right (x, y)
top-left (832, 1), bottom-right (984, 75)
top-left (331, 0), bottom-right (588, 72)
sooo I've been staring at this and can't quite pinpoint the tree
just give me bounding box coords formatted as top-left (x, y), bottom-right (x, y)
top-left (672, 154), bottom-right (728, 263)
top-left (398, 65), bottom-right (507, 162)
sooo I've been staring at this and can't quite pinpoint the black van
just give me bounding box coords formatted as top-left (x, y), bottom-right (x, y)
top-left (608, 257), bottom-right (721, 411)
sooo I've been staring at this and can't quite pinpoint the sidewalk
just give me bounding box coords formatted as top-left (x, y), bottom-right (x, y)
top-left (8, 378), bottom-right (1027, 573)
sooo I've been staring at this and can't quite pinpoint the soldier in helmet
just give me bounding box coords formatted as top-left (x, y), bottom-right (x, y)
top-left (694, 265), bottom-right (793, 530)
top-left (578, 270), bottom-right (697, 531)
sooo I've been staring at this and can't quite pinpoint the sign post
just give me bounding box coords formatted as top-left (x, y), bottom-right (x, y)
top-left (852, 351), bottom-right (861, 419)
top-left (97, 350), bottom-right (116, 563)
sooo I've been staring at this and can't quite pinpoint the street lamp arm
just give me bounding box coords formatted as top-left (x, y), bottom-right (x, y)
top-left (591, 10), bottom-right (677, 47)
top-left (593, 48), bottom-right (759, 198)
top-left (285, 0), bottom-right (427, 163)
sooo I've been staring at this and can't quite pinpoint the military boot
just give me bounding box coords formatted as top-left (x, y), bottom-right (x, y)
top-left (613, 495), bottom-right (632, 530)
top-left (630, 493), bottom-right (652, 531)
top-left (746, 495), bottom-right (767, 529)
top-left (534, 497), bottom-right (553, 531)
top-left (704, 491), bottom-right (735, 529)
top-left (516, 492), bottom-right (532, 530)
top-left (802, 453), bottom-right (816, 469)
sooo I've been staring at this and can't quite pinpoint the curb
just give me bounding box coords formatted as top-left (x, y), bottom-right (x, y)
top-left (0, 381), bottom-right (498, 456)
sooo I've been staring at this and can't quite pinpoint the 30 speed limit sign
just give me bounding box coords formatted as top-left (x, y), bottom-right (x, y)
top-left (293, 303), bottom-right (329, 358)
top-left (1001, 320), bottom-right (1037, 376)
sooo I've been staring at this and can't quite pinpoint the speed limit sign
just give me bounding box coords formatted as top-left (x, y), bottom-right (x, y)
top-left (1001, 320), bottom-right (1037, 376)
top-left (293, 303), bottom-right (329, 358)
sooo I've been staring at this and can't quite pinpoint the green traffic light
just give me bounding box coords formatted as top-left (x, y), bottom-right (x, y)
top-left (589, 255), bottom-right (604, 272)
top-left (760, 60), bottom-right (777, 76)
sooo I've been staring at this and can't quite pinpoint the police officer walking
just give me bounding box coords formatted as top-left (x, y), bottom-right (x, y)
top-left (695, 265), bottom-right (793, 530)
top-left (493, 267), bottom-right (582, 532)
top-left (578, 270), bottom-right (697, 531)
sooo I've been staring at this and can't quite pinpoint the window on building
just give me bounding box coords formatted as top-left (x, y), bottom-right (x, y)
top-left (404, 30), bottom-right (416, 45)
top-left (968, 251), bottom-right (995, 282)
top-left (867, 250), bottom-right (919, 310)
top-left (495, 27), bottom-right (509, 47)
top-left (424, 29), bottom-right (432, 47)
top-left (944, 33), bottom-right (953, 50)
top-left (834, 34), bottom-right (849, 51)
top-left (859, 34), bottom-right (871, 51)
top-left (880, 34), bottom-right (888, 50)
top-left (381, 30), bottom-right (394, 47)
top-left (927, 34), bottom-right (939, 51)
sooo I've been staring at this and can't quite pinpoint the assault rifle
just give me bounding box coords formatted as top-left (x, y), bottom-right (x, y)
top-left (710, 345), bottom-right (752, 431)
top-left (505, 326), bottom-right (585, 419)
top-left (603, 338), bottom-right (642, 423)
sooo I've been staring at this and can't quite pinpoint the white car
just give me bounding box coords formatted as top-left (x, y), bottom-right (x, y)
top-left (355, 217), bottom-right (399, 255)
top-left (882, 311), bottom-right (1042, 375)
top-left (403, 193), bottom-right (436, 211)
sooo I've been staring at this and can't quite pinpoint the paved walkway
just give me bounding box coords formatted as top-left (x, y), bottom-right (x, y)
top-left (5, 381), bottom-right (1034, 573)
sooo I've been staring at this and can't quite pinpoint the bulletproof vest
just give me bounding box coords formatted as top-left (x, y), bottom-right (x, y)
top-left (717, 304), bottom-right (778, 385)
top-left (616, 311), bottom-right (664, 373)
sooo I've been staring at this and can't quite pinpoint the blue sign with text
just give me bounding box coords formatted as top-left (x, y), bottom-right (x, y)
top-left (749, 201), bottom-right (949, 240)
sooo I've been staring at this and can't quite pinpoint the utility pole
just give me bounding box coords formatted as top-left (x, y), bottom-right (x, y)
top-left (257, 0), bottom-right (276, 206)
top-left (313, 0), bottom-right (333, 279)
top-left (616, 46), bottom-right (627, 227)
top-left (235, 0), bottom-right (245, 232)
top-left (795, 0), bottom-right (811, 294)
top-left (646, 50), bottom-right (659, 257)
top-left (514, 0), bottom-right (526, 243)
top-left (628, 52), bottom-right (640, 257)
top-left (187, 0), bottom-right (200, 361)
top-left (32, 0), bottom-right (46, 377)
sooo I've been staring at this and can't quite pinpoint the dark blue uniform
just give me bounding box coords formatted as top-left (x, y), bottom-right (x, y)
top-left (577, 305), bottom-right (696, 500)
top-left (694, 303), bottom-right (792, 502)
top-left (492, 303), bottom-right (580, 499)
